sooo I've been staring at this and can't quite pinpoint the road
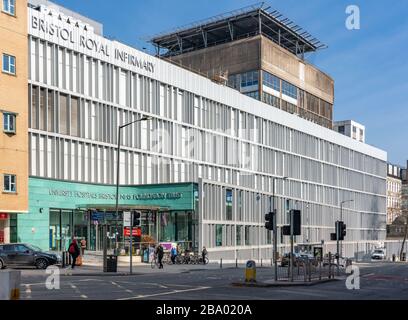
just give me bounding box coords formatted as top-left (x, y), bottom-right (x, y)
top-left (16, 261), bottom-right (408, 300)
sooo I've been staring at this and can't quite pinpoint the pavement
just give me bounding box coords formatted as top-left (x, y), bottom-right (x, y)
top-left (12, 260), bottom-right (408, 300)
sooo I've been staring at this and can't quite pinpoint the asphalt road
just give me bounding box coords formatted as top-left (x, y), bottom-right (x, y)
top-left (16, 261), bottom-right (408, 300)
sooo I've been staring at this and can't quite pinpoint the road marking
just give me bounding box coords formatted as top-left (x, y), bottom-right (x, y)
top-left (276, 289), bottom-right (327, 298)
top-left (25, 285), bottom-right (32, 299)
top-left (117, 286), bottom-right (211, 300)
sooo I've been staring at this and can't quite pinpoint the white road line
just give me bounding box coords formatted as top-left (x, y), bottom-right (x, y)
top-left (25, 285), bottom-right (32, 299)
top-left (117, 286), bottom-right (211, 300)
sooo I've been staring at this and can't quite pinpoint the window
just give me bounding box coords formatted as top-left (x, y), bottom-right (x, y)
top-left (262, 92), bottom-right (280, 108)
top-left (3, 174), bottom-right (16, 193)
top-left (3, 112), bottom-right (16, 133)
top-left (226, 189), bottom-right (232, 220)
top-left (216, 225), bottom-right (223, 247)
top-left (338, 125), bottom-right (345, 134)
top-left (282, 80), bottom-right (297, 99)
top-left (2, 54), bottom-right (16, 74)
top-left (240, 71), bottom-right (259, 88)
top-left (236, 225), bottom-right (242, 246)
top-left (245, 226), bottom-right (250, 245)
top-left (59, 94), bottom-right (68, 135)
top-left (243, 91), bottom-right (259, 100)
top-left (263, 71), bottom-right (280, 91)
top-left (2, 0), bottom-right (15, 15)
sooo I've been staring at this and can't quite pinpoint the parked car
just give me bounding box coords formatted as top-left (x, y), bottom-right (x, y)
top-left (0, 243), bottom-right (61, 269)
top-left (371, 248), bottom-right (386, 260)
top-left (280, 252), bottom-right (302, 267)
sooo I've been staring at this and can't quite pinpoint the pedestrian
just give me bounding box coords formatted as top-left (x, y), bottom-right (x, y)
top-left (170, 245), bottom-right (177, 264)
top-left (202, 246), bottom-right (208, 265)
top-left (156, 243), bottom-right (164, 269)
top-left (68, 239), bottom-right (80, 269)
top-left (80, 238), bottom-right (86, 256)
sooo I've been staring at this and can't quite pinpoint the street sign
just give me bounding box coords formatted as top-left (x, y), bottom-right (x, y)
top-left (123, 211), bottom-right (132, 227)
top-left (124, 227), bottom-right (141, 237)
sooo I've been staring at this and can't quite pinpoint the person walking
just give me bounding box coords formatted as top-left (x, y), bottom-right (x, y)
top-left (202, 246), bottom-right (208, 265)
top-left (170, 245), bottom-right (177, 264)
top-left (68, 239), bottom-right (80, 269)
top-left (80, 238), bottom-right (86, 256)
top-left (156, 243), bottom-right (164, 269)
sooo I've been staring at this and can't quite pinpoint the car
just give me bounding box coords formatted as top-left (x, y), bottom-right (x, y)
top-left (0, 243), bottom-right (62, 269)
top-left (371, 248), bottom-right (386, 260)
top-left (280, 252), bottom-right (302, 267)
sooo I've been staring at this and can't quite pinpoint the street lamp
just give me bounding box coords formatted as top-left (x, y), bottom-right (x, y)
top-left (337, 199), bottom-right (354, 275)
top-left (272, 176), bottom-right (288, 282)
top-left (114, 115), bottom-right (152, 253)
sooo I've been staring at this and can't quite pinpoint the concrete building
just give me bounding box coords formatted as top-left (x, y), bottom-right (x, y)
top-left (151, 4), bottom-right (333, 129)
top-left (333, 120), bottom-right (365, 143)
top-left (0, 0), bottom-right (29, 244)
top-left (3, 1), bottom-right (387, 261)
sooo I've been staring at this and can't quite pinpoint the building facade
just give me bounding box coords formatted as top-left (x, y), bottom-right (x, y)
top-left (0, 0), bottom-right (29, 244)
top-left (333, 120), bottom-right (365, 143)
top-left (386, 163), bottom-right (402, 225)
top-left (5, 1), bottom-right (388, 260)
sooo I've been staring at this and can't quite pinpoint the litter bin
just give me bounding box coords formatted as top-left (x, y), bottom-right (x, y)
top-left (392, 254), bottom-right (396, 262)
top-left (106, 255), bottom-right (117, 272)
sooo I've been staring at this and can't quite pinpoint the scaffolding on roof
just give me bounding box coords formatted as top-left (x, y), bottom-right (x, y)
top-left (149, 2), bottom-right (327, 59)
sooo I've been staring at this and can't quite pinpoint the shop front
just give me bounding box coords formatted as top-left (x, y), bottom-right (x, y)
top-left (19, 178), bottom-right (198, 252)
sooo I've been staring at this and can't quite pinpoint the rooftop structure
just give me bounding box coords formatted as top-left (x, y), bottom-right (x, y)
top-left (150, 2), bottom-right (326, 59)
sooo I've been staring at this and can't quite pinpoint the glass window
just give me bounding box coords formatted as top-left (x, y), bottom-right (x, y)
top-left (2, 0), bottom-right (15, 15)
top-left (244, 91), bottom-right (259, 100)
top-left (240, 71), bottom-right (259, 88)
top-left (39, 88), bottom-right (46, 130)
top-left (226, 189), bottom-right (232, 220)
top-left (3, 174), bottom-right (16, 193)
top-left (71, 97), bottom-right (79, 137)
top-left (3, 112), bottom-right (16, 133)
top-left (262, 92), bottom-right (280, 108)
top-left (338, 126), bottom-right (345, 134)
top-left (59, 94), bottom-right (68, 135)
top-left (2, 54), bottom-right (15, 74)
top-left (263, 71), bottom-right (280, 91)
top-left (47, 90), bottom-right (54, 132)
top-left (245, 226), bottom-right (250, 245)
top-left (282, 80), bottom-right (297, 99)
top-left (236, 225), bottom-right (242, 246)
top-left (216, 225), bottom-right (223, 247)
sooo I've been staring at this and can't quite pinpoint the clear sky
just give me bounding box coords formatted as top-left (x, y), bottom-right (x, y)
top-left (51, 0), bottom-right (407, 167)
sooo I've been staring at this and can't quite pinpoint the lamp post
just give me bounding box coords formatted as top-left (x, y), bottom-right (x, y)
top-left (337, 199), bottom-right (353, 275)
top-left (113, 116), bottom-right (152, 255)
top-left (272, 176), bottom-right (288, 282)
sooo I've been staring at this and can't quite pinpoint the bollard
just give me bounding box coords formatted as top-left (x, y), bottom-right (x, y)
top-left (328, 252), bottom-right (332, 279)
top-left (235, 258), bottom-right (238, 268)
top-left (0, 270), bottom-right (21, 300)
top-left (319, 261), bottom-right (322, 280)
top-left (245, 260), bottom-right (256, 283)
top-left (261, 259), bottom-right (263, 268)
top-left (220, 258), bottom-right (222, 269)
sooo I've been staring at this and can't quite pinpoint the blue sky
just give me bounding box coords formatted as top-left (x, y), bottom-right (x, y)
top-left (53, 0), bottom-right (407, 166)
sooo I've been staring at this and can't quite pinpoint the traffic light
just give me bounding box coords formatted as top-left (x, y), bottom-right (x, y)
top-left (132, 211), bottom-right (141, 227)
top-left (290, 209), bottom-right (301, 235)
top-left (264, 210), bottom-right (276, 230)
top-left (341, 223), bottom-right (346, 239)
top-left (335, 221), bottom-right (346, 240)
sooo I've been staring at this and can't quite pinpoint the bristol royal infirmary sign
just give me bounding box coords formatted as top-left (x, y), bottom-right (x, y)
top-left (29, 11), bottom-right (155, 73)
